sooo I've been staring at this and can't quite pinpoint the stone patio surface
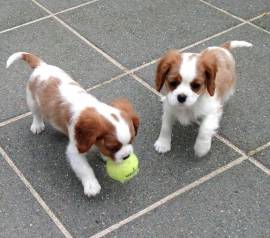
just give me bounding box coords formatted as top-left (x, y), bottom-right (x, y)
top-left (0, 1), bottom-right (269, 238)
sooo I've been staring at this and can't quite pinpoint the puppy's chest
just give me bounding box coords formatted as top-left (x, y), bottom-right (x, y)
top-left (173, 108), bottom-right (195, 126)
top-left (173, 99), bottom-right (217, 125)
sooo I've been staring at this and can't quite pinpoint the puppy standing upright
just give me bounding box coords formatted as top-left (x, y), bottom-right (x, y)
top-left (154, 41), bottom-right (252, 157)
top-left (6, 52), bottom-right (139, 197)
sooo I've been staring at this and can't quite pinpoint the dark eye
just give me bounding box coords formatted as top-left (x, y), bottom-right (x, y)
top-left (107, 144), bottom-right (121, 153)
top-left (191, 82), bottom-right (201, 90)
top-left (169, 80), bottom-right (179, 88)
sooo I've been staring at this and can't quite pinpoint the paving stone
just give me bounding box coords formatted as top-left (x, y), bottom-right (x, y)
top-left (137, 24), bottom-right (270, 152)
top-left (252, 13), bottom-right (270, 31)
top-left (38, 0), bottom-right (97, 13)
top-left (253, 148), bottom-right (270, 169)
top-left (59, 0), bottom-right (240, 68)
top-left (0, 18), bottom-right (121, 122)
top-left (0, 155), bottom-right (64, 238)
top-left (108, 161), bottom-right (270, 238)
top-left (0, 77), bottom-right (240, 238)
top-left (203, 0), bottom-right (270, 19)
top-left (0, 0), bottom-right (47, 32)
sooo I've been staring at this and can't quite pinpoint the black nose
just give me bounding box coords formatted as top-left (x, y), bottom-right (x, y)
top-left (123, 155), bottom-right (129, 160)
top-left (177, 94), bottom-right (187, 103)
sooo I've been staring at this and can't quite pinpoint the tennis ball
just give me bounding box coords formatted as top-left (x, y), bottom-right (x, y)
top-left (106, 153), bottom-right (139, 183)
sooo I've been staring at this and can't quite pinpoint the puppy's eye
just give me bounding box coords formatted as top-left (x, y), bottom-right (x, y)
top-left (191, 82), bottom-right (201, 90)
top-left (169, 80), bottom-right (179, 88)
top-left (107, 144), bottom-right (121, 153)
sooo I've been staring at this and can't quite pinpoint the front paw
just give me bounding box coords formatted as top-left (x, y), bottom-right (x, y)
top-left (194, 138), bottom-right (211, 157)
top-left (30, 122), bottom-right (45, 134)
top-left (154, 138), bottom-right (171, 153)
top-left (83, 179), bottom-right (101, 197)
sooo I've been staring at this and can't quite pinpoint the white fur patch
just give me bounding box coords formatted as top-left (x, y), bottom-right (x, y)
top-left (230, 41), bottom-right (253, 49)
top-left (6, 52), bottom-right (25, 68)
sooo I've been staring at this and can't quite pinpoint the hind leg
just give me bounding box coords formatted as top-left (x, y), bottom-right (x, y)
top-left (26, 86), bottom-right (45, 134)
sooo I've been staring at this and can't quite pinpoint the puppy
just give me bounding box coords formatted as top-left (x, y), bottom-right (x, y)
top-left (154, 41), bottom-right (252, 157)
top-left (6, 52), bottom-right (139, 197)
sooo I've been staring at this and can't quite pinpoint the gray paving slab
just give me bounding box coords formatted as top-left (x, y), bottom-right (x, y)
top-left (137, 24), bottom-right (270, 152)
top-left (59, 0), bottom-right (240, 69)
top-left (252, 13), bottom-right (270, 31)
top-left (0, 0), bottom-right (47, 32)
top-left (253, 148), bottom-right (270, 169)
top-left (0, 77), bottom-right (240, 238)
top-left (1, 18), bottom-right (121, 122)
top-left (38, 0), bottom-right (96, 13)
top-left (0, 155), bottom-right (64, 238)
top-left (108, 161), bottom-right (270, 238)
top-left (203, 0), bottom-right (270, 19)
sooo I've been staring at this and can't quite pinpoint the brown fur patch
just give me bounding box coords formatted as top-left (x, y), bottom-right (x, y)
top-left (220, 41), bottom-right (231, 50)
top-left (75, 108), bottom-right (107, 153)
top-left (75, 108), bottom-right (122, 158)
top-left (156, 50), bottom-right (182, 92)
top-left (28, 77), bottom-right (71, 135)
top-left (22, 53), bottom-right (41, 68)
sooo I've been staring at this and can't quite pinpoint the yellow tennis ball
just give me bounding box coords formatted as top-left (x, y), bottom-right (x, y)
top-left (106, 153), bottom-right (139, 183)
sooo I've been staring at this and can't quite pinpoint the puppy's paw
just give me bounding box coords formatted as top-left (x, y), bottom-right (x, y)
top-left (194, 138), bottom-right (211, 157)
top-left (154, 138), bottom-right (171, 153)
top-left (83, 179), bottom-right (101, 197)
top-left (30, 122), bottom-right (45, 134)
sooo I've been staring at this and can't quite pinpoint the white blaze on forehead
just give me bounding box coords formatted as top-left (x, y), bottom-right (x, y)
top-left (95, 103), bottom-right (131, 145)
top-left (179, 53), bottom-right (198, 83)
top-left (111, 112), bottom-right (131, 145)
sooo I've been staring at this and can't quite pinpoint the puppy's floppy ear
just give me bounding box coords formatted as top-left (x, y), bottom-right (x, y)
top-left (75, 108), bottom-right (104, 153)
top-left (156, 50), bottom-right (180, 92)
top-left (199, 52), bottom-right (217, 96)
top-left (111, 98), bottom-right (140, 135)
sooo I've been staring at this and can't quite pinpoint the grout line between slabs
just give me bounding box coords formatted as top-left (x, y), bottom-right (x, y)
top-left (0, 112), bottom-right (32, 128)
top-left (198, 0), bottom-right (270, 36)
top-left (248, 141), bottom-right (270, 156)
top-left (51, 0), bottom-right (102, 15)
top-left (248, 157), bottom-right (270, 175)
top-left (90, 155), bottom-right (248, 238)
top-left (0, 146), bottom-right (73, 238)
top-left (0, 15), bottom-right (53, 34)
top-left (0, 0), bottom-right (101, 35)
top-left (246, 21), bottom-right (270, 36)
top-left (198, 0), bottom-right (246, 23)
top-left (214, 134), bottom-right (246, 156)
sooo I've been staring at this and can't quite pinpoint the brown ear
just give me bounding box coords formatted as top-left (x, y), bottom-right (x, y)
top-left (111, 98), bottom-right (140, 135)
top-left (75, 108), bottom-right (104, 153)
top-left (200, 53), bottom-right (217, 96)
top-left (156, 50), bottom-right (180, 92)
top-left (205, 64), bottom-right (216, 96)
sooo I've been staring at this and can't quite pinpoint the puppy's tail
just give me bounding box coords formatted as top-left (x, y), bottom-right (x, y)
top-left (6, 52), bottom-right (44, 69)
top-left (220, 41), bottom-right (253, 50)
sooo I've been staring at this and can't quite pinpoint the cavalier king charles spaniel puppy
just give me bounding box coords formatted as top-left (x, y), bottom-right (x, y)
top-left (154, 41), bottom-right (252, 157)
top-left (7, 52), bottom-right (139, 197)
